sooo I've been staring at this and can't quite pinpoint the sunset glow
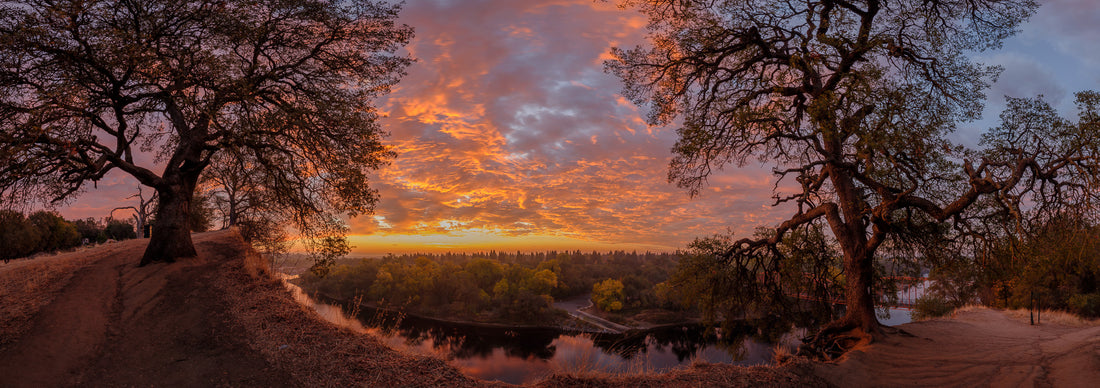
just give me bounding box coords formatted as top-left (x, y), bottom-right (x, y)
top-left (55, 0), bottom-right (1100, 255)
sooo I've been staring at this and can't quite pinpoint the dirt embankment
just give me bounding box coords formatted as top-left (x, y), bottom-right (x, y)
top-left (2, 229), bottom-right (1094, 387)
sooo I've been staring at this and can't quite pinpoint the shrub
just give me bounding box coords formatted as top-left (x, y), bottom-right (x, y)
top-left (1068, 293), bottom-right (1100, 318)
top-left (912, 294), bottom-right (955, 321)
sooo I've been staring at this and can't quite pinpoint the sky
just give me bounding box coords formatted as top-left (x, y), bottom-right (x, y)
top-left (56, 0), bottom-right (1100, 255)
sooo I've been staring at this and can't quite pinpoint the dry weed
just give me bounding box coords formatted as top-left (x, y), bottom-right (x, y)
top-left (1003, 308), bottom-right (1100, 327)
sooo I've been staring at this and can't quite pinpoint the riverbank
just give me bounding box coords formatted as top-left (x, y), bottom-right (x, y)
top-left (3, 230), bottom-right (1094, 386)
top-left (300, 286), bottom-right (695, 335)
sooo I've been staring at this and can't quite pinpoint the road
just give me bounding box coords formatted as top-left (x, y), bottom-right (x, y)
top-left (553, 295), bottom-right (631, 333)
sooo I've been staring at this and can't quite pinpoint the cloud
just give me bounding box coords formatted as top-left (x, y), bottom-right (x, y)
top-left (1025, 0), bottom-right (1100, 67)
top-left (985, 53), bottom-right (1067, 105)
top-left (356, 0), bottom-right (788, 250)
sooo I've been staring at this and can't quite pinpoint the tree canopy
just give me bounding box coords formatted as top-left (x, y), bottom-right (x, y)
top-left (609, 0), bottom-right (1100, 355)
top-left (0, 0), bottom-right (413, 264)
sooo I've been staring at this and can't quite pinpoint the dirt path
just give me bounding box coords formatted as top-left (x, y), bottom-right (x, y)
top-left (814, 308), bottom-right (1100, 387)
top-left (552, 296), bottom-right (630, 334)
top-left (0, 232), bottom-right (294, 387)
top-left (0, 246), bottom-right (117, 386)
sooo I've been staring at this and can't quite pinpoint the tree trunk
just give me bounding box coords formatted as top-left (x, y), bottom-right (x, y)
top-left (799, 164), bottom-right (884, 359)
top-left (839, 249), bottom-right (879, 333)
top-left (140, 181), bottom-right (198, 265)
top-left (228, 192), bottom-right (238, 227)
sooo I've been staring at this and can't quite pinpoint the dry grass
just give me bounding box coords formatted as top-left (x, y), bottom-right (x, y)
top-left (207, 231), bottom-right (489, 387)
top-left (1002, 308), bottom-right (1100, 327)
top-left (944, 304), bottom-right (1100, 327)
top-left (0, 244), bottom-right (123, 347)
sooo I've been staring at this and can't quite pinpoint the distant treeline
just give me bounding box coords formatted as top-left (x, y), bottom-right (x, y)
top-left (296, 250), bottom-right (684, 325)
top-left (0, 210), bottom-right (137, 262)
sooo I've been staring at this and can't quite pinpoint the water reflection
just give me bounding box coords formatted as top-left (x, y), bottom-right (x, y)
top-left (285, 280), bottom-right (796, 384)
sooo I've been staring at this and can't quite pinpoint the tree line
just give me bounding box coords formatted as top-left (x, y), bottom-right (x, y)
top-left (0, 191), bottom-right (217, 264)
top-left (296, 250), bottom-right (683, 325)
top-left (0, 210), bottom-right (136, 262)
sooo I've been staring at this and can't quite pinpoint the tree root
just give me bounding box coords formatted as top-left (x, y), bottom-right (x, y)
top-left (796, 323), bottom-right (878, 361)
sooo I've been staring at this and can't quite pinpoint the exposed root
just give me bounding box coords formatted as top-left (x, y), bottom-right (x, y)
top-left (797, 322), bottom-right (879, 361)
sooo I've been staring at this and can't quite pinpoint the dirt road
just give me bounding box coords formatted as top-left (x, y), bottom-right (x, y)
top-left (815, 307), bottom-right (1100, 387)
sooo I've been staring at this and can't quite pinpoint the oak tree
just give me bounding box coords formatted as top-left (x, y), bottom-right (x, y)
top-left (0, 0), bottom-right (412, 264)
top-left (608, 0), bottom-right (1100, 353)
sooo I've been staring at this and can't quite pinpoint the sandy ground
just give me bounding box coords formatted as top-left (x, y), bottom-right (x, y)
top-left (2, 229), bottom-right (1093, 387)
top-left (815, 308), bottom-right (1100, 387)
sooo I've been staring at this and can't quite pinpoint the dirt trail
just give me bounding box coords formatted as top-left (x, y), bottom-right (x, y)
top-left (0, 245), bottom-right (117, 386)
top-left (815, 308), bottom-right (1100, 387)
top-left (0, 232), bottom-right (294, 387)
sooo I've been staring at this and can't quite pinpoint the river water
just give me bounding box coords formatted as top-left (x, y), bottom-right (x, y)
top-left (283, 280), bottom-right (805, 384)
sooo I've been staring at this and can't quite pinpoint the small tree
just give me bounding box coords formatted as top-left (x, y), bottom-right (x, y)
top-left (104, 218), bottom-right (138, 241)
top-left (593, 279), bottom-right (625, 312)
top-left (28, 210), bottom-right (79, 252)
top-left (0, 0), bottom-right (412, 265)
top-left (72, 217), bottom-right (104, 244)
top-left (0, 210), bottom-right (39, 262)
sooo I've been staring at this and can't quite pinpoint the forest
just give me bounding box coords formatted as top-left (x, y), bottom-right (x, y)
top-left (295, 250), bottom-right (684, 325)
top-left (298, 210), bottom-right (1100, 329)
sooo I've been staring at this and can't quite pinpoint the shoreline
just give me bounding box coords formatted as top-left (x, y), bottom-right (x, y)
top-left (306, 290), bottom-right (701, 336)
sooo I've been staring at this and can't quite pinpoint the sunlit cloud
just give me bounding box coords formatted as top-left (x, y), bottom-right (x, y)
top-left (347, 0), bottom-right (789, 252)
top-left (50, 0), bottom-right (1096, 255)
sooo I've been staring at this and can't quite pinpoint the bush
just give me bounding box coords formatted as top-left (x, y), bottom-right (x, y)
top-left (912, 294), bottom-right (955, 321)
top-left (104, 219), bottom-right (137, 240)
top-left (28, 211), bottom-right (79, 252)
top-left (1068, 293), bottom-right (1100, 318)
top-left (0, 210), bottom-right (39, 262)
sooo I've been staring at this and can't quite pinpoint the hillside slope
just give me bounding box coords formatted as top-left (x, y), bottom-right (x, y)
top-left (0, 230), bottom-right (482, 387)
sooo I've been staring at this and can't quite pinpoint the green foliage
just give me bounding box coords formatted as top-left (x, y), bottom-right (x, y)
top-left (104, 219), bottom-right (137, 241)
top-left (308, 228), bottom-right (351, 278)
top-left (911, 295), bottom-right (956, 321)
top-left (670, 223), bottom-right (842, 322)
top-left (592, 279), bottom-right (625, 312)
top-left (72, 218), bottom-right (106, 244)
top-left (28, 211), bottom-right (79, 252)
top-left (297, 250), bottom-right (682, 325)
top-left (0, 210), bottom-right (39, 262)
top-left (188, 191), bottom-right (214, 233)
top-left (979, 213), bottom-right (1100, 318)
top-left (1068, 293), bottom-right (1100, 318)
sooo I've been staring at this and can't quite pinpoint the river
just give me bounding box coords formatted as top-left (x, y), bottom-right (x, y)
top-left (282, 280), bottom-right (805, 384)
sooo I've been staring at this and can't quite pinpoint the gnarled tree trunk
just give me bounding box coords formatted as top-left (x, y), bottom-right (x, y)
top-left (140, 174), bottom-right (200, 266)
